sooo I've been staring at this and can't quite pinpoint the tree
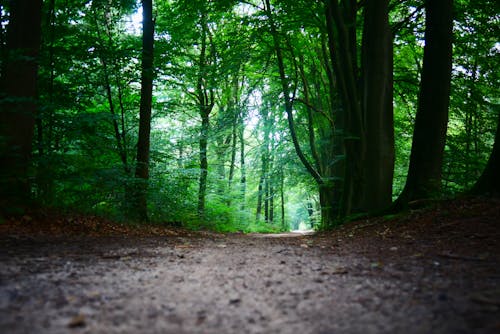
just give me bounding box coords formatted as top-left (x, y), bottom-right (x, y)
top-left (255, 103), bottom-right (275, 223)
top-left (92, 3), bottom-right (132, 175)
top-left (470, 112), bottom-right (500, 196)
top-left (195, 10), bottom-right (217, 219)
top-left (359, 0), bottom-right (394, 212)
top-left (32, 0), bottom-right (141, 213)
top-left (264, 0), bottom-right (394, 226)
top-left (0, 0), bottom-right (43, 215)
top-left (395, 0), bottom-right (454, 208)
top-left (324, 0), bottom-right (395, 218)
top-left (134, 0), bottom-right (155, 221)
top-left (263, 0), bottom-right (328, 225)
top-left (441, 0), bottom-right (498, 193)
top-left (9, 0), bottom-right (495, 230)
top-left (324, 0), bottom-right (363, 218)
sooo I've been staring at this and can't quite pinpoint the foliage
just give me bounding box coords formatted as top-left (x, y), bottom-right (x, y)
top-left (1, 0), bottom-right (498, 230)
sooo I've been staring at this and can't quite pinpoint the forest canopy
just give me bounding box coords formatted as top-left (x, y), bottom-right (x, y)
top-left (0, 0), bottom-right (498, 232)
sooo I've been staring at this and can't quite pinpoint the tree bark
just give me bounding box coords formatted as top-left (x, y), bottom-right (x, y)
top-left (0, 0), bottom-right (43, 215)
top-left (326, 0), bottom-right (364, 218)
top-left (395, 0), bottom-right (454, 207)
top-left (318, 184), bottom-right (336, 229)
top-left (359, 0), bottom-right (394, 212)
top-left (324, 1), bottom-right (345, 223)
top-left (134, 0), bottom-right (154, 221)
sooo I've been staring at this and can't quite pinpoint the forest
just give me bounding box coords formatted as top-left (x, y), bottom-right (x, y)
top-left (1, 1), bottom-right (500, 333)
top-left (0, 0), bottom-right (499, 231)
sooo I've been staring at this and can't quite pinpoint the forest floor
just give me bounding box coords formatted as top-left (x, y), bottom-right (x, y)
top-left (1, 197), bottom-right (499, 334)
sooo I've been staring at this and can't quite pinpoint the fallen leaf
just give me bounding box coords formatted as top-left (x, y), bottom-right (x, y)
top-left (331, 267), bottom-right (348, 275)
top-left (68, 314), bottom-right (86, 328)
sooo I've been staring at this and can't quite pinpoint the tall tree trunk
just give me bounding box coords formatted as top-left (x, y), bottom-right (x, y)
top-left (268, 135), bottom-right (275, 223)
top-left (256, 151), bottom-right (266, 222)
top-left (359, 0), bottom-right (394, 212)
top-left (134, 0), bottom-right (154, 221)
top-left (227, 74), bottom-right (241, 206)
top-left (239, 113), bottom-right (246, 210)
top-left (227, 113), bottom-right (237, 196)
top-left (269, 183), bottom-right (274, 223)
top-left (214, 127), bottom-right (228, 197)
top-left (470, 112), bottom-right (500, 196)
top-left (318, 184), bottom-right (336, 228)
top-left (323, 6), bottom-right (345, 223)
top-left (196, 11), bottom-right (215, 219)
top-left (326, 0), bottom-right (364, 218)
top-left (264, 171), bottom-right (269, 223)
top-left (198, 113), bottom-right (209, 216)
top-left (0, 0), bottom-right (43, 215)
top-left (280, 168), bottom-right (286, 230)
top-left (263, 109), bottom-right (273, 223)
top-left (395, 0), bottom-right (454, 207)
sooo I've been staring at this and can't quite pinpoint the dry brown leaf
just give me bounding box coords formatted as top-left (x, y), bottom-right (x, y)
top-left (68, 314), bottom-right (86, 328)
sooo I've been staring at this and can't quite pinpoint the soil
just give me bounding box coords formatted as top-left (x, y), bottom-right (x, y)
top-left (1, 197), bottom-right (499, 333)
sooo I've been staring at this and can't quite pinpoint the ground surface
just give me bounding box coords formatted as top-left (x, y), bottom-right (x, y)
top-left (1, 197), bottom-right (499, 333)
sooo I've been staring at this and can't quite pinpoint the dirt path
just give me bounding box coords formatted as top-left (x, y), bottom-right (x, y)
top-left (1, 198), bottom-right (499, 333)
top-left (1, 227), bottom-right (499, 334)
